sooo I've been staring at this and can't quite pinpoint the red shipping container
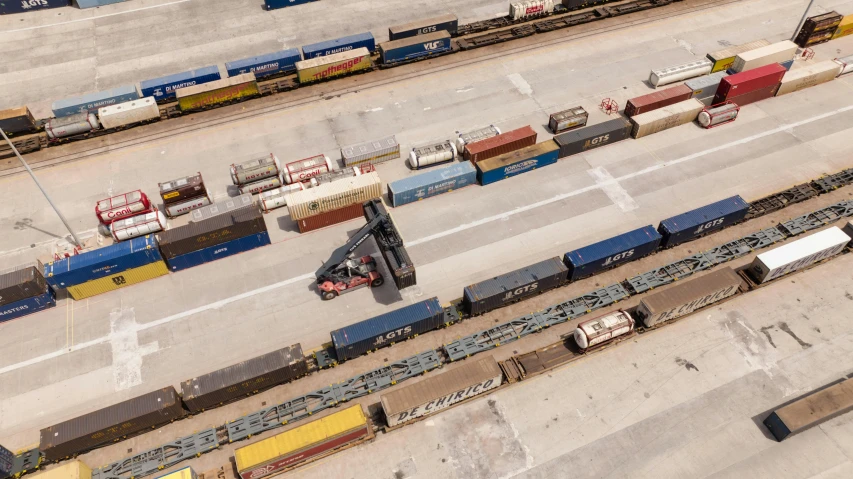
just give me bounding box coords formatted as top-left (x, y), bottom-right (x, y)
top-left (463, 126), bottom-right (537, 163)
top-left (713, 63), bottom-right (786, 104)
top-left (625, 84), bottom-right (692, 117)
top-left (721, 84), bottom-right (780, 107)
top-left (296, 202), bottom-right (364, 233)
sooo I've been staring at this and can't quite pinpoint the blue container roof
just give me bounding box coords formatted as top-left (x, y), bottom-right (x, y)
top-left (52, 84), bottom-right (138, 110)
top-left (389, 162), bottom-right (475, 192)
top-left (659, 195), bottom-right (749, 233)
top-left (565, 226), bottom-right (661, 267)
top-left (302, 32), bottom-right (374, 56)
top-left (464, 258), bottom-right (566, 301)
top-left (226, 49), bottom-right (302, 69)
top-left (44, 235), bottom-right (158, 276)
top-left (139, 66), bottom-right (220, 89)
top-left (331, 297), bottom-right (441, 347)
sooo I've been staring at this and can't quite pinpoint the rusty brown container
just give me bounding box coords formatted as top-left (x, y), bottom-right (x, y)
top-left (157, 205), bottom-right (266, 259)
top-left (463, 126), bottom-right (537, 163)
top-left (0, 265), bottom-right (47, 307)
top-left (297, 202), bottom-right (364, 233)
top-left (625, 84), bottom-right (693, 117)
top-left (159, 173), bottom-right (207, 205)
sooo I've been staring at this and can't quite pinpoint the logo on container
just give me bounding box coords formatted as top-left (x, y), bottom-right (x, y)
top-left (695, 218), bottom-right (725, 234)
top-left (583, 133), bottom-right (610, 149)
top-left (312, 57), bottom-right (365, 80)
top-left (20, 0), bottom-right (48, 9)
top-left (423, 41), bottom-right (442, 50)
top-left (503, 160), bottom-right (537, 175)
top-left (525, 5), bottom-right (544, 15)
top-left (503, 282), bottom-right (538, 301)
top-left (251, 62), bottom-right (280, 73)
top-left (603, 249), bottom-right (634, 266)
top-left (296, 168), bottom-right (325, 181)
top-left (1, 304), bottom-right (29, 316)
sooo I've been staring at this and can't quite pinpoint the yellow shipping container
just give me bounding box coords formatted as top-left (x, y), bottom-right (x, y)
top-left (31, 461), bottom-right (91, 479)
top-left (296, 48), bottom-right (372, 84)
top-left (176, 73), bottom-right (259, 111)
top-left (154, 466), bottom-right (197, 479)
top-left (833, 14), bottom-right (853, 39)
top-left (67, 261), bottom-right (168, 300)
top-left (706, 39), bottom-right (771, 73)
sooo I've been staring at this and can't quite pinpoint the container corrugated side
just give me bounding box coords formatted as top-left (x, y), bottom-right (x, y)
top-left (51, 85), bottom-right (140, 117)
top-left (235, 405), bottom-right (369, 479)
top-left (388, 161), bottom-right (476, 207)
top-left (553, 118), bottom-right (632, 158)
top-left (749, 227), bottom-right (849, 283)
top-left (706, 39), bottom-right (771, 72)
top-left (463, 258), bottom-right (567, 315)
top-left (731, 40), bottom-right (797, 72)
top-left (0, 289), bottom-right (55, 324)
top-left (624, 84), bottom-right (692, 117)
top-left (715, 63), bottom-right (787, 102)
top-left (43, 235), bottom-right (162, 289)
top-left (776, 61), bottom-right (842, 96)
top-left (0, 0), bottom-right (68, 14)
top-left (285, 171), bottom-right (381, 220)
top-left (658, 195), bottom-right (750, 248)
top-left (684, 71), bottom-right (728, 102)
top-left (389, 14), bottom-right (459, 40)
top-left (176, 73), bottom-right (259, 111)
top-left (66, 261), bottom-right (169, 300)
top-left (764, 378), bottom-right (853, 441)
top-left (476, 142), bottom-right (559, 186)
top-left (139, 66), bottom-right (221, 102)
top-left (630, 99), bottom-right (704, 139)
top-left (341, 136), bottom-right (400, 166)
top-left (637, 267), bottom-right (742, 328)
top-left (463, 126), bottom-right (537, 163)
top-left (0, 106), bottom-right (36, 135)
top-left (379, 31), bottom-right (452, 63)
top-left (0, 265), bottom-right (47, 306)
top-left (296, 48), bottom-right (372, 83)
top-left (381, 245), bottom-right (417, 289)
top-left (165, 232), bottom-right (271, 272)
top-left (226, 49), bottom-right (302, 78)
top-left (296, 203), bottom-right (364, 233)
top-left (27, 461), bottom-right (91, 479)
top-left (564, 226), bottom-right (661, 281)
top-left (157, 206), bottom-right (267, 259)
top-left (833, 14), bottom-right (853, 39)
top-left (381, 356), bottom-right (503, 427)
top-left (98, 97), bottom-right (160, 130)
top-left (153, 466), bottom-right (197, 479)
top-left (0, 443), bottom-right (12, 478)
top-left (302, 32), bottom-right (375, 59)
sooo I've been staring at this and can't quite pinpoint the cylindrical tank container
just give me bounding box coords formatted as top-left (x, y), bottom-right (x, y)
top-left (573, 310), bottom-right (634, 349)
top-left (110, 211), bottom-right (167, 242)
top-left (165, 195), bottom-right (211, 218)
top-left (509, 0), bottom-right (555, 20)
top-left (159, 173), bottom-right (206, 205)
top-left (96, 190), bottom-right (151, 225)
top-left (230, 154), bottom-right (281, 185)
top-left (698, 102), bottom-right (739, 128)
top-left (282, 154), bottom-right (334, 184)
top-left (310, 166), bottom-right (361, 187)
top-left (259, 183), bottom-right (305, 212)
top-left (456, 124), bottom-right (501, 151)
top-left (649, 59), bottom-right (713, 88)
top-left (410, 141), bottom-right (457, 169)
top-left (239, 175), bottom-right (283, 195)
top-left (834, 54), bottom-right (853, 76)
top-left (45, 112), bottom-right (99, 140)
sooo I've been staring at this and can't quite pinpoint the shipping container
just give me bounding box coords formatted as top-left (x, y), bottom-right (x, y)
top-left (181, 344), bottom-right (307, 413)
top-left (625, 84), bottom-right (692, 117)
top-left (0, 288), bottom-right (55, 323)
top-left (776, 60), bottom-right (842, 96)
top-left (153, 466), bottom-right (196, 479)
top-left (296, 48), bottom-right (372, 83)
top-left (389, 14), bottom-right (459, 40)
top-left (835, 54), bottom-right (853, 76)
top-left (630, 98), bottom-right (704, 139)
top-left (51, 84), bottom-right (139, 118)
top-left (723, 83), bottom-right (779, 107)
top-left (636, 267), bottom-right (742, 328)
top-left (302, 32), bottom-right (375, 59)
top-left (66, 261), bottom-right (169, 300)
top-left (409, 140), bottom-right (457, 169)
top-left (331, 297), bottom-right (444, 361)
top-left (748, 227), bottom-right (849, 284)
top-left (657, 195), bottom-right (749, 248)
top-left (563, 225), bottom-right (661, 281)
top-left (286, 171), bottom-right (381, 220)
top-left (463, 257), bottom-right (567, 315)
top-left (165, 232), bottom-right (270, 272)
top-left (801, 11), bottom-right (844, 33)
top-left (159, 173), bottom-right (206, 205)
top-left (379, 31), bottom-right (452, 64)
top-left (295, 203), bottom-right (363, 233)
top-left (464, 126), bottom-right (537, 163)
top-left (39, 387), bottom-right (185, 461)
top-left (833, 14), bottom-right (853, 39)
top-left (0, 443), bottom-right (12, 478)
top-left (764, 378), bottom-right (853, 441)
top-left (0, 0), bottom-right (68, 14)
top-left (843, 221), bottom-right (853, 245)
top-left (158, 205), bottom-right (267, 259)
top-left (98, 97), bottom-right (160, 130)
top-left (96, 190), bottom-right (151, 224)
top-left (649, 59), bottom-right (713, 88)
top-left (26, 461), bottom-right (90, 479)
top-left (509, 0), bottom-right (555, 20)
top-left (574, 310), bottom-right (635, 349)
top-left (341, 135), bottom-right (399, 166)
top-left (381, 356), bottom-right (502, 428)
top-left (190, 194), bottom-right (254, 222)
top-left (176, 73), bottom-right (259, 111)
top-left (713, 63), bottom-right (786, 105)
top-left (0, 106), bottom-right (37, 135)
top-left (388, 161), bottom-right (476, 206)
top-left (548, 106), bottom-right (588, 134)
top-left (225, 49), bottom-right (302, 78)
top-left (282, 154), bottom-right (333, 184)
top-left (43, 235), bottom-right (162, 290)
top-left (164, 195), bottom-right (211, 218)
top-left (0, 265), bottom-right (47, 307)
top-left (706, 39), bottom-right (771, 73)
top-left (476, 141), bottom-right (559, 186)
top-left (380, 245), bottom-right (416, 289)
top-left (553, 117), bottom-right (631, 158)
top-left (110, 211), bottom-right (167, 242)
top-left (684, 71), bottom-right (728, 104)
top-left (731, 40), bottom-right (797, 73)
top-left (795, 29), bottom-right (834, 48)
top-left (780, 59), bottom-right (794, 71)
top-left (45, 113), bottom-right (99, 140)
top-left (259, 184), bottom-right (305, 212)
top-left (265, 0), bottom-right (316, 9)
top-left (235, 405), bottom-right (370, 479)
top-left (139, 66), bottom-right (221, 102)
top-left (456, 124), bottom-right (501, 151)
top-left (76, 0), bottom-right (127, 8)
top-left (239, 175), bottom-right (282, 195)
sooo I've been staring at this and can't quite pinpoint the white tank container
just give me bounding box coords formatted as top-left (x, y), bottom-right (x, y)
top-left (230, 154), bottom-right (281, 185)
top-left (731, 40), bottom-right (798, 73)
top-left (649, 59), bottom-right (713, 87)
top-left (98, 97), bottom-right (160, 130)
top-left (834, 54), bottom-right (853, 76)
top-left (698, 103), bottom-right (739, 128)
top-left (310, 166), bottom-right (361, 187)
top-left (165, 195), bottom-right (211, 218)
top-left (509, 0), bottom-right (555, 20)
top-left (110, 211), bottom-right (167, 242)
top-left (283, 154), bottom-right (334, 184)
top-left (239, 175), bottom-right (283, 195)
top-left (96, 190), bottom-right (151, 224)
top-left (573, 311), bottom-right (634, 349)
top-left (45, 112), bottom-right (99, 140)
top-left (776, 60), bottom-right (843, 96)
top-left (749, 226), bottom-right (850, 284)
top-left (259, 183), bottom-right (305, 212)
top-left (456, 124), bottom-right (501, 151)
top-left (410, 140), bottom-right (457, 169)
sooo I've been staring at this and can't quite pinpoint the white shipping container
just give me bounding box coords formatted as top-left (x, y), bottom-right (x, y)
top-left (98, 97), bottom-right (160, 130)
top-left (731, 40), bottom-right (798, 73)
top-left (341, 136), bottom-right (400, 166)
top-left (776, 61), bottom-right (843, 96)
top-left (834, 54), bottom-right (853, 76)
top-left (707, 40), bottom-right (772, 65)
top-left (509, 0), bottom-right (555, 20)
top-left (110, 211), bottom-right (166, 242)
top-left (259, 183), bottom-right (305, 212)
top-left (285, 171), bottom-right (381, 220)
top-left (630, 98), bottom-right (704, 138)
top-left (649, 59), bottom-right (713, 87)
top-left (749, 227), bottom-right (849, 283)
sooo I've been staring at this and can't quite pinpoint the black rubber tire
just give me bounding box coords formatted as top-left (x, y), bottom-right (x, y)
top-left (322, 291), bottom-right (337, 301)
top-left (371, 277), bottom-right (384, 287)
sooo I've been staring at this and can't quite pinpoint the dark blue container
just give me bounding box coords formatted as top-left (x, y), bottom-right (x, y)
top-left (0, 289), bottom-right (55, 324)
top-left (388, 14), bottom-right (459, 40)
top-left (379, 31), bottom-right (452, 64)
top-left (564, 226), bottom-right (661, 281)
top-left (477, 142), bottom-right (559, 186)
top-left (331, 297), bottom-right (444, 361)
top-left (165, 232), bottom-right (271, 272)
top-left (75, 0), bottom-right (126, 8)
top-left (658, 195), bottom-right (749, 248)
top-left (265, 0), bottom-right (316, 9)
top-left (51, 85), bottom-right (139, 117)
top-left (463, 258), bottom-right (568, 316)
top-left (387, 161), bottom-right (476, 207)
top-left (0, 0), bottom-right (68, 14)
top-left (302, 32), bottom-right (375, 59)
top-left (225, 49), bottom-right (302, 79)
top-left (140, 66), bottom-right (221, 102)
top-left (0, 443), bottom-right (12, 478)
top-left (43, 235), bottom-right (162, 289)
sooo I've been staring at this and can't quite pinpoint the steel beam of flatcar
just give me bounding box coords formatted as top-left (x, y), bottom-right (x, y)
top-left (745, 184), bottom-right (817, 220)
top-left (777, 200), bottom-right (853, 237)
top-left (533, 9), bottom-right (603, 33)
top-left (811, 168), bottom-right (853, 194)
top-left (91, 429), bottom-right (219, 479)
top-left (703, 227), bottom-right (787, 265)
top-left (625, 254), bottom-right (712, 294)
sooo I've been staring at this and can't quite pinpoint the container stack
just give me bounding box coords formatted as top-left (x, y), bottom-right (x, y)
top-left (284, 171), bottom-right (382, 232)
top-left (159, 172), bottom-right (211, 218)
top-left (713, 63), bottom-right (787, 106)
top-left (684, 71), bottom-right (729, 105)
top-left (730, 41), bottom-right (798, 73)
top-left (706, 40), bottom-right (771, 73)
top-left (0, 264), bottom-right (56, 323)
top-left (795, 12), bottom-right (843, 47)
top-left (231, 154), bottom-right (284, 195)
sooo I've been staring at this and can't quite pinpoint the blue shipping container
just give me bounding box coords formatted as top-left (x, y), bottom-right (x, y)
top-left (44, 235), bottom-right (162, 289)
top-left (387, 161), bottom-right (476, 207)
top-left (75, 0), bottom-right (126, 7)
top-left (780, 59), bottom-right (794, 71)
top-left (0, 442), bottom-right (13, 477)
top-left (165, 232), bottom-right (271, 272)
top-left (476, 142), bottom-right (560, 186)
top-left (564, 226), bottom-right (662, 281)
top-left (0, 289), bottom-right (55, 324)
top-left (265, 0), bottom-right (315, 9)
top-left (331, 297), bottom-right (444, 361)
top-left (463, 258), bottom-right (568, 316)
top-left (658, 195), bottom-right (750, 248)
top-left (140, 66), bottom-right (221, 102)
top-left (379, 31), bottom-right (452, 64)
top-left (0, 0), bottom-right (68, 14)
top-left (302, 32), bottom-right (375, 59)
top-left (225, 49), bottom-right (302, 78)
top-left (51, 84), bottom-right (139, 118)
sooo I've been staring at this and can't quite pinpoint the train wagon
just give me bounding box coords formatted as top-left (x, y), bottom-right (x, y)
top-left (295, 48), bottom-right (372, 84)
top-left (226, 49), bottom-right (302, 78)
top-left (764, 378), bottom-right (853, 441)
top-left (140, 66), bottom-right (222, 103)
top-left (636, 267), bottom-right (743, 328)
top-left (52, 85), bottom-right (139, 118)
top-left (176, 73), bottom-right (259, 112)
top-left (563, 225), bottom-right (661, 281)
top-left (657, 195), bottom-right (749, 248)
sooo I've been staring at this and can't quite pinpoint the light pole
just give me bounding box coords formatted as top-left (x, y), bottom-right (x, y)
top-left (0, 127), bottom-right (83, 247)
top-left (791, 0), bottom-right (817, 41)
